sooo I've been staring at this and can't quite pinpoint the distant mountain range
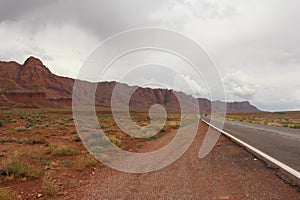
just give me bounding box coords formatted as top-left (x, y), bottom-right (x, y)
top-left (0, 56), bottom-right (260, 112)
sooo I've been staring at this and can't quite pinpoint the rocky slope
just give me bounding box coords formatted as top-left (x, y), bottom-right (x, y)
top-left (0, 56), bottom-right (260, 112)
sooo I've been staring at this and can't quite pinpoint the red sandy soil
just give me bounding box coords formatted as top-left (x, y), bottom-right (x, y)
top-left (60, 122), bottom-right (299, 200)
top-left (0, 110), bottom-right (299, 199)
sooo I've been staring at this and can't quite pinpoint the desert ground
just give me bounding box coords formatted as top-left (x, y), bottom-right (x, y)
top-left (0, 109), bottom-right (299, 199)
top-left (214, 111), bottom-right (300, 129)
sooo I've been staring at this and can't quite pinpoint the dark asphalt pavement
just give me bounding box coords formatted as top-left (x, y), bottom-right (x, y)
top-left (202, 116), bottom-right (300, 172)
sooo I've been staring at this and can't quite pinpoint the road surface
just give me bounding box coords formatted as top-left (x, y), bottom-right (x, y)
top-left (202, 116), bottom-right (300, 172)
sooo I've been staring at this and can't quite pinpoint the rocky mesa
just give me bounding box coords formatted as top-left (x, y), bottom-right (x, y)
top-left (0, 56), bottom-right (260, 112)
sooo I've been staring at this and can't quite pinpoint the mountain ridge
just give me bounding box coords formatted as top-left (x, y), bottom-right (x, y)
top-left (0, 56), bottom-right (260, 112)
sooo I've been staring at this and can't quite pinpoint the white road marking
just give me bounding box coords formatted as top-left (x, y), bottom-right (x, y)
top-left (202, 119), bottom-right (300, 180)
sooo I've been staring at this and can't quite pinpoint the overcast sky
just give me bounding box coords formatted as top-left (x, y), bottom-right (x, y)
top-left (0, 0), bottom-right (300, 111)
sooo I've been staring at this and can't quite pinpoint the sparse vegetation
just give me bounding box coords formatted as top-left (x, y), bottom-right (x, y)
top-left (7, 118), bottom-right (16, 123)
top-left (70, 130), bottom-right (77, 134)
top-left (212, 111), bottom-right (300, 129)
top-left (15, 126), bottom-right (27, 132)
top-left (0, 188), bottom-right (18, 200)
top-left (37, 158), bottom-right (50, 166)
top-left (0, 108), bottom-right (197, 198)
top-left (18, 136), bottom-right (47, 144)
top-left (73, 134), bottom-right (81, 142)
top-left (0, 155), bottom-right (40, 178)
top-left (0, 136), bottom-right (46, 144)
top-left (0, 137), bottom-right (18, 143)
top-left (59, 159), bottom-right (73, 168)
top-left (74, 154), bottom-right (98, 171)
top-left (290, 125), bottom-right (300, 129)
top-left (0, 120), bottom-right (3, 127)
top-left (46, 143), bottom-right (77, 156)
top-left (42, 172), bottom-right (58, 197)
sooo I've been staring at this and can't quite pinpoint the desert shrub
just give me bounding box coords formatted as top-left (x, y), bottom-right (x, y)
top-left (0, 137), bottom-right (18, 143)
top-left (15, 127), bottom-right (27, 132)
top-left (27, 117), bottom-right (33, 122)
top-left (46, 143), bottom-right (77, 156)
top-left (70, 130), bottom-right (77, 134)
top-left (25, 123), bottom-right (34, 128)
top-left (109, 136), bottom-right (124, 148)
top-left (74, 154), bottom-right (98, 171)
top-left (37, 158), bottom-right (50, 166)
top-left (59, 159), bottom-right (73, 168)
top-left (0, 120), bottom-right (3, 127)
top-left (42, 172), bottom-right (58, 197)
top-left (0, 156), bottom-right (40, 178)
top-left (291, 125), bottom-right (300, 129)
top-left (18, 136), bottom-right (46, 145)
top-left (0, 188), bottom-right (18, 200)
top-left (73, 135), bottom-right (81, 142)
top-left (7, 118), bottom-right (16, 123)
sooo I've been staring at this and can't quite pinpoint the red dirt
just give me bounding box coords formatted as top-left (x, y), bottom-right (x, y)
top-left (0, 110), bottom-right (299, 199)
top-left (60, 122), bottom-right (300, 200)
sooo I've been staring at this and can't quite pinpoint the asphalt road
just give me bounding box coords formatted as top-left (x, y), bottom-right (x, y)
top-left (202, 116), bottom-right (300, 172)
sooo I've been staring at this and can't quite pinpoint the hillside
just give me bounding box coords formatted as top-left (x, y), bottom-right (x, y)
top-left (0, 56), bottom-right (260, 112)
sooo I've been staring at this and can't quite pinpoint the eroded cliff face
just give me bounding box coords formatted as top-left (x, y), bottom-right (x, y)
top-left (0, 56), bottom-right (74, 107)
top-left (0, 56), bottom-right (260, 112)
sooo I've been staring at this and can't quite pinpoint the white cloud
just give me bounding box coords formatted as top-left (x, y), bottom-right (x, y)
top-left (173, 74), bottom-right (208, 97)
top-left (150, 0), bottom-right (237, 25)
top-left (0, 0), bottom-right (300, 111)
top-left (0, 21), bottom-right (99, 78)
top-left (223, 71), bottom-right (256, 101)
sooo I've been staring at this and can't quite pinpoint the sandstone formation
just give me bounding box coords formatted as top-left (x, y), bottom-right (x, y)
top-left (0, 56), bottom-right (260, 112)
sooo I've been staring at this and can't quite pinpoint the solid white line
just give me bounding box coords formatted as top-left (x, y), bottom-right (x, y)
top-left (202, 119), bottom-right (300, 180)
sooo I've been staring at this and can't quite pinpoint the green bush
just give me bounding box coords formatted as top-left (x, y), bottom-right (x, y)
top-left (0, 120), bottom-right (3, 127)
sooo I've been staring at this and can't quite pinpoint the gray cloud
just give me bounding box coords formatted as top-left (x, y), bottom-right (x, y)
top-left (0, 0), bottom-right (161, 38)
top-left (0, 0), bottom-right (299, 111)
top-left (0, 0), bottom-right (53, 21)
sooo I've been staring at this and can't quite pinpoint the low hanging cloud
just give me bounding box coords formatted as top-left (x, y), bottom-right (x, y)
top-left (223, 71), bottom-right (256, 101)
top-left (173, 74), bottom-right (208, 98)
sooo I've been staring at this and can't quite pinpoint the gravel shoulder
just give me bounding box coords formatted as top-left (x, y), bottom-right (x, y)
top-left (62, 122), bottom-right (300, 200)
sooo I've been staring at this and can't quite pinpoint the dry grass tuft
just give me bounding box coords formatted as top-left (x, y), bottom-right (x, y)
top-left (42, 172), bottom-right (58, 197)
top-left (0, 154), bottom-right (41, 178)
top-left (74, 154), bottom-right (98, 171)
top-left (0, 188), bottom-right (18, 200)
top-left (46, 143), bottom-right (77, 156)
